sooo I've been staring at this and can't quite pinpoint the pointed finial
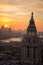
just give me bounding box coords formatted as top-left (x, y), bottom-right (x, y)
top-left (31, 12), bottom-right (33, 16)
top-left (31, 12), bottom-right (33, 19)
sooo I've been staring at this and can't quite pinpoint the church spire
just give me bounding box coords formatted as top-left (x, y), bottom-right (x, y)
top-left (31, 12), bottom-right (33, 19)
top-left (27, 12), bottom-right (37, 37)
top-left (30, 12), bottom-right (34, 24)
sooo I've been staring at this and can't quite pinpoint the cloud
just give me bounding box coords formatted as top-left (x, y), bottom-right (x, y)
top-left (0, 0), bottom-right (43, 20)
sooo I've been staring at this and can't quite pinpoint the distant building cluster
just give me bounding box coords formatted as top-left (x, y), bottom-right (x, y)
top-left (0, 25), bottom-right (13, 39)
top-left (0, 12), bottom-right (43, 65)
top-left (0, 25), bottom-right (23, 39)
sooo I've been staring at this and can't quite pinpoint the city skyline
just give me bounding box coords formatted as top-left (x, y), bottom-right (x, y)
top-left (0, 0), bottom-right (43, 31)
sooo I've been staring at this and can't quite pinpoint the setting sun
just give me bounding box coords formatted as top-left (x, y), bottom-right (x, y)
top-left (4, 24), bottom-right (9, 28)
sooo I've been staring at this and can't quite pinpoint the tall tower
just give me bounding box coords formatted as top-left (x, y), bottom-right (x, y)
top-left (27, 12), bottom-right (37, 38)
top-left (25, 12), bottom-right (38, 43)
top-left (21, 12), bottom-right (41, 65)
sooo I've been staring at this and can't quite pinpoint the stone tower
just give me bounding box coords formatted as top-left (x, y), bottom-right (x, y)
top-left (21, 12), bottom-right (41, 65)
top-left (27, 12), bottom-right (37, 37)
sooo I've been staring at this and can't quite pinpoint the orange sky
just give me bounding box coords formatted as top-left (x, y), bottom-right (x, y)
top-left (0, 17), bottom-right (43, 32)
top-left (0, 0), bottom-right (43, 32)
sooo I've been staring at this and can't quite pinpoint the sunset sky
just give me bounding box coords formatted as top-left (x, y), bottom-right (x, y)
top-left (0, 0), bottom-right (43, 31)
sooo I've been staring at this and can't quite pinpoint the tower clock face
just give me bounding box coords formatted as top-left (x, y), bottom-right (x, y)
top-left (32, 32), bottom-right (34, 36)
top-left (29, 32), bottom-right (34, 36)
top-left (29, 32), bottom-right (32, 35)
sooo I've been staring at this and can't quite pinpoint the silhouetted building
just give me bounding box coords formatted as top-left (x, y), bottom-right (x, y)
top-left (21, 12), bottom-right (43, 65)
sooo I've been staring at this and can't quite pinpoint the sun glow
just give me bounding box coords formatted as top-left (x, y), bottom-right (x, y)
top-left (4, 24), bottom-right (9, 28)
top-left (2, 17), bottom-right (10, 23)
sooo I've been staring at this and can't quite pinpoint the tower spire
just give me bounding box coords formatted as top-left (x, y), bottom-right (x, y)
top-left (27, 12), bottom-right (37, 37)
top-left (31, 12), bottom-right (33, 19)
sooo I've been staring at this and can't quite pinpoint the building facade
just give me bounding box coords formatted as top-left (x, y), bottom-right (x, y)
top-left (21, 12), bottom-right (43, 65)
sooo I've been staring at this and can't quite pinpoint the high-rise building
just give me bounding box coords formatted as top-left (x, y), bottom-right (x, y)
top-left (21, 12), bottom-right (43, 65)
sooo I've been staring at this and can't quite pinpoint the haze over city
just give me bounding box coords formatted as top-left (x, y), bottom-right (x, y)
top-left (0, 0), bottom-right (43, 31)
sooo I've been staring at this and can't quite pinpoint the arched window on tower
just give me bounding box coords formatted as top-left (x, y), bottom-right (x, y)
top-left (27, 46), bottom-right (29, 57)
top-left (33, 39), bottom-right (35, 43)
top-left (29, 38), bottom-right (30, 43)
top-left (33, 47), bottom-right (36, 58)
